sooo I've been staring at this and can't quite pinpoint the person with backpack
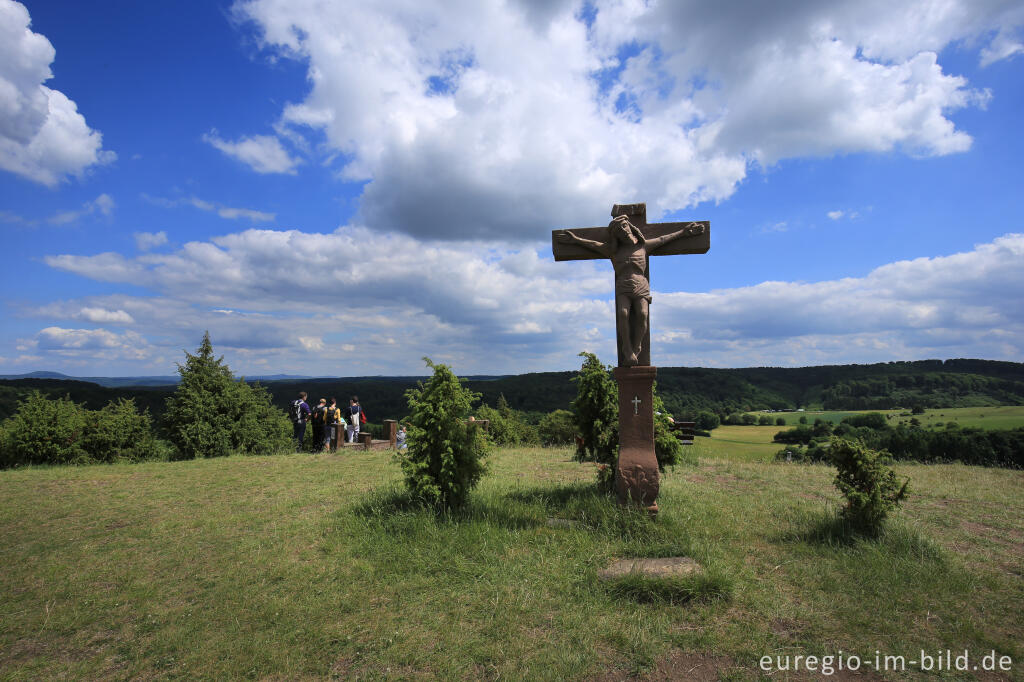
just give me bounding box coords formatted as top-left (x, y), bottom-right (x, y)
top-left (325, 397), bottom-right (341, 451)
top-left (290, 392), bottom-right (311, 451)
top-left (346, 396), bottom-right (362, 443)
top-left (311, 398), bottom-right (329, 452)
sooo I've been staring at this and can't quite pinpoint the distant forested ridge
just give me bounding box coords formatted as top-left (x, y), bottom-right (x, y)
top-left (0, 379), bottom-right (174, 424)
top-left (3, 358), bottom-right (1023, 424)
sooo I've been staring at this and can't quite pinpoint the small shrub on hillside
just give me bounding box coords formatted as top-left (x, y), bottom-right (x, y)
top-left (571, 352), bottom-right (618, 470)
top-left (0, 391), bottom-right (88, 467)
top-left (79, 397), bottom-right (157, 462)
top-left (477, 397), bottom-right (539, 447)
top-left (758, 414), bottom-right (773, 425)
top-left (831, 437), bottom-right (908, 534)
top-left (538, 409), bottom-right (575, 446)
top-left (0, 392), bottom-right (157, 468)
top-left (695, 411), bottom-right (720, 431)
top-left (164, 333), bottom-right (291, 459)
top-left (397, 358), bottom-right (489, 509)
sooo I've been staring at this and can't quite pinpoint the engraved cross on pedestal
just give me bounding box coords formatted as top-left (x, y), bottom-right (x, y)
top-left (551, 203), bottom-right (710, 514)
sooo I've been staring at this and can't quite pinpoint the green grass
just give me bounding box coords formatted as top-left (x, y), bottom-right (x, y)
top-left (697, 425), bottom-right (781, 463)
top-left (1, 448), bottom-right (1022, 680)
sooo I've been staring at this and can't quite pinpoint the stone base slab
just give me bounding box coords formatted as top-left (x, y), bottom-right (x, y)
top-left (597, 557), bottom-right (702, 580)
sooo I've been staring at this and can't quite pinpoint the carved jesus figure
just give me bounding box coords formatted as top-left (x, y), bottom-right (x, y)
top-left (556, 216), bottom-right (705, 366)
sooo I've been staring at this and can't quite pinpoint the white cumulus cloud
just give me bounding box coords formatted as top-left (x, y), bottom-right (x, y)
top-left (35, 327), bottom-right (150, 360)
top-left (203, 130), bottom-right (300, 174)
top-left (227, 0), bottom-right (1019, 242)
top-left (0, 0), bottom-right (114, 185)
top-left (654, 233), bottom-right (1024, 366)
top-left (36, 226), bottom-right (1024, 373)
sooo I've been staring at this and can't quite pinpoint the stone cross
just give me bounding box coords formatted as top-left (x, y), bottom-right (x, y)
top-left (551, 203), bottom-right (709, 367)
top-left (551, 203), bottom-right (710, 514)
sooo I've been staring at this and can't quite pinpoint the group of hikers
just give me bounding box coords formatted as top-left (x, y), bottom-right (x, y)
top-left (289, 391), bottom-right (409, 452)
top-left (289, 392), bottom-right (365, 452)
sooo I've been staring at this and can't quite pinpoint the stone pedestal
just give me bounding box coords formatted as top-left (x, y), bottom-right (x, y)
top-left (613, 365), bottom-right (659, 514)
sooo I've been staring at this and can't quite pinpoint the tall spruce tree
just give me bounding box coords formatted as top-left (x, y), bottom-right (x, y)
top-left (164, 332), bottom-right (290, 459)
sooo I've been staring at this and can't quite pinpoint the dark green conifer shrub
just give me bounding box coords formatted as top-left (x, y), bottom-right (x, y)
top-left (0, 391), bottom-right (87, 466)
top-left (830, 437), bottom-right (909, 533)
top-left (570, 352), bottom-right (618, 492)
top-left (571, 352), bottom-right (618, 465)
top-left (79, 397), bottom-right (157, 462)
top-left (163, 332), bottom-right (290, 459)
top-left (398, 358), bottom-right (489, 508)
top-left (0, 392), bottom-right (156, 467)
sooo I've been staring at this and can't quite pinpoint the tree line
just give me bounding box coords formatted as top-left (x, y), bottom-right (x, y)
top-left (0, 336), bottom-right (589, 468)
top-left (773, 413), bottom-right (1024, 468)
top-left (5, 358), bottom-right (1022, 428)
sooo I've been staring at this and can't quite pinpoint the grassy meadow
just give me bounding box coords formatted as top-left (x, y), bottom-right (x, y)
top-left (707, 405), bottom-right (1024, 464)
top-left (1, 438), bottom-right (1022, 680)
top-left (768, 405), bottom-right (1024, 429)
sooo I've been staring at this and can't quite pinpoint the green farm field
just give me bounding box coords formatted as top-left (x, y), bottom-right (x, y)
top-left (702, 406), bottom-right (1024, 464)
top-left (1, 446), bottom-right (1021, 680)
top-left (764, 405), bottom-right (1024, 429)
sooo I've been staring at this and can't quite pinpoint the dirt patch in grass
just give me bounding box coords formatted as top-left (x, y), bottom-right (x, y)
top-left (1, 635), bottom-right (107, 668)
top-left (594, 649), bottom-right (875, 681)
top-left (2, 638), bottom-right (48, 665)
top-left (329, 656), bottom-right (355, 679)
top-left (961, 521), bottom-right (1024, 556)
top-left (640, 651), bottom-right (742, 681)
top-left (104, 519), bottom-right (132, 530)
top-left (770, 617), bottom-right (804, 641)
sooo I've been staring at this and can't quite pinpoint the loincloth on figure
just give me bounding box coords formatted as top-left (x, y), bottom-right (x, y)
top-left (615, 274), bottom-right (652, 303)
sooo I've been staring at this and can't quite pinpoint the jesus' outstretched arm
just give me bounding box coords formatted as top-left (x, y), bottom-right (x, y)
top-left (555, 230), bottom-right (612, 258)
top-left (644, 221), bottom-right (706, 252)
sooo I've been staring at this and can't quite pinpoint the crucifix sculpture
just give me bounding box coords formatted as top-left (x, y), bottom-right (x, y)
top-left (552, 203), bottom-right (710, 513)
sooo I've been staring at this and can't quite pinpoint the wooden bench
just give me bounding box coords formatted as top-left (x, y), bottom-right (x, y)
top-left (670, 421), bottom-right (696, 445)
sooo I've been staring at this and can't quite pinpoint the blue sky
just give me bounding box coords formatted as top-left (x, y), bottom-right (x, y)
top-left (1, 0), bottom-right (1022, 376)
